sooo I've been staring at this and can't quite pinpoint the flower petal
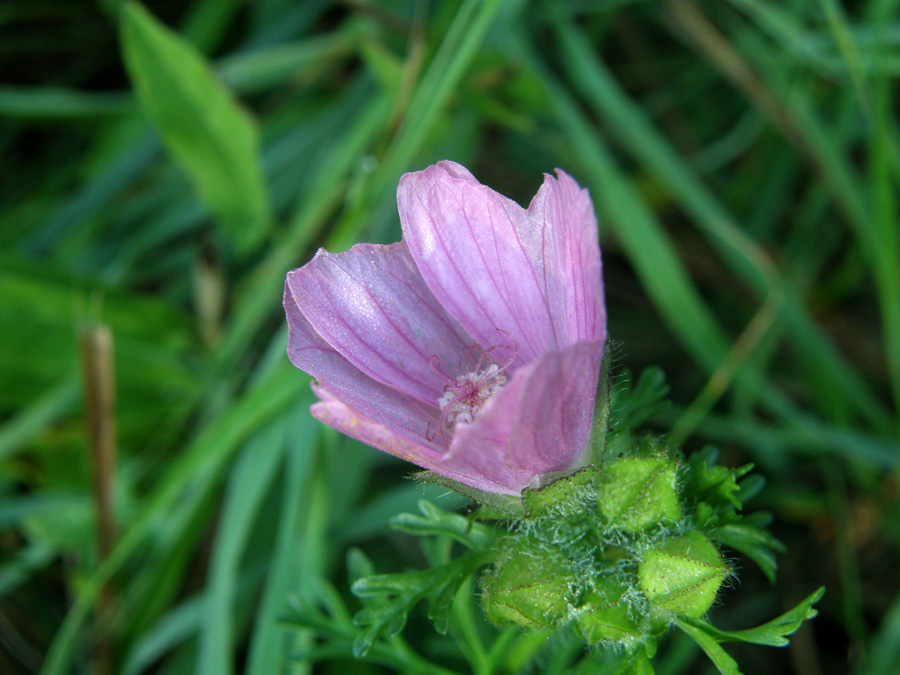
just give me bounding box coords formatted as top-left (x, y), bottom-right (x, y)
top-left (527, 169), bottom-right (606, 344)
top-left (284, 281), bottom-right (448, 452)
top-left (441, 339), bottom-right (605, 495)
top-left (311, 388), bottom-right (517, 493)
top-left (398, 162), bottom-right (604, 363)
top-left (286, 241), bottom-right (473, 405)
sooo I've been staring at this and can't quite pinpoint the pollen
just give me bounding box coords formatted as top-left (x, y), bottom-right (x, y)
top-left (428, 336), bottom-right (517, 444)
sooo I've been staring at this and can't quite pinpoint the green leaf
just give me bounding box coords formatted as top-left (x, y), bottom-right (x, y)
top-left (595, 457), bottom-right (681, 532)
top-left (482, 548), bottom-right (574, 631)
top-left (41, 364), bottom-right (305, 675)
top-left (120, 1), bottom-right (270, 254)
top-left (197, 422), bottom-right (287, 675)
top-left (389, 500), bottom-right (495, 550)
top-left (611, 368), bottom-right (672, 433)
top-left (712, 517), bottom-right (785, 584)
top-left (349, 550), bottom-right (491, 657)
top-left (863, 589), bottom-right (900, 675)
top-left (680, 587), bottom-right (824, 647)
top-left (552, 13), bottom-right (891, 433)
top-left (575, 577), bottom-right (646, 646)
top-left (686, 447), bottom-right (752, 513)
top-left (523, 466), bottom-right (600, 518)
top-left (639, 531), bottom-right (728, 622)
top-left (0, 377), bottom-right (79, 462)
top-left (676, 619), bottom-right (743, 675)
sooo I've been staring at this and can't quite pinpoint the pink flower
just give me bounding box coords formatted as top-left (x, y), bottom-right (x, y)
top-left (283, 161), bottom-right (606, 495)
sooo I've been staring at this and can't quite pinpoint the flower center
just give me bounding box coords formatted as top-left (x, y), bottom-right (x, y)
top-left (438, 363), bottom-right (507, 426)
top-left (427, 335), bottom-right (517, 444)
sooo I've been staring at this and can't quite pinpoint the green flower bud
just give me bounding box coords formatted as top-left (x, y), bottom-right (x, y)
top-left (523, 467), bottom-right (599, 518)
top-left (575, 575), bottom-right (646, 647)
top-left (596, 456), bottom-right (681, 532)
top-left (481, 545), bottom-right (573, 630)
top-left (638, 530), bottom-right (728, 626)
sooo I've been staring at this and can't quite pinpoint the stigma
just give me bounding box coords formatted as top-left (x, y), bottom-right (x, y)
top-left (438, 363), bottom-right (507, 425)
top-left (428, 336), bottom-right (516, 443)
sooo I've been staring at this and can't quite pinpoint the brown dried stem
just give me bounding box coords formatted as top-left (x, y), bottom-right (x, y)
top-left (79, 325), bottom-right (118, 675)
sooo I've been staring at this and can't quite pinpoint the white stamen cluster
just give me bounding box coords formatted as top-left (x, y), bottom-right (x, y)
top-left (438, 363), bottom-right (506, 426)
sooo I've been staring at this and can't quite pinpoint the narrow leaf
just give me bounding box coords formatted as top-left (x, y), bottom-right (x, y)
top-left (676, 619), bottom-right (744, 675)
top-left (681, 587), bottom-right (824, 647)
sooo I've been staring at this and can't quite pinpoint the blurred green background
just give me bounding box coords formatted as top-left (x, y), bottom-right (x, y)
top-left (1, 0), bottom-right (899, 673)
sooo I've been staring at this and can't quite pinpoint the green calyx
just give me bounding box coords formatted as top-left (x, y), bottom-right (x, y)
top-left (574, 576), bottom-right (645, 647)
top-left (480, 451), bottom-right (730, 649)
top-left (595, 455), bottom-right (682, 531)
top-left (639, 530), bottom-right (728, 625)
top-left (481, 542), bottom-right (574, 630)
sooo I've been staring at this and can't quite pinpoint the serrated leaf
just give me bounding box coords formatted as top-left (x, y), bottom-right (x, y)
top-left (681, 587), bottom-right (824, 647)
top-left (676, 619), bottom-right (743, 675)
top-left (427, 571), bottom-right (469, 635)
top-left (349, 550), bottom-right (489, 656)
top-left (611, 367), bottom-right (671, 432)
top-left (687, 447), bottom-right (746, 511)
top-left (120, 1), bottom-right (269, 254)
top-left (735, 473), bottom-right (766, 504)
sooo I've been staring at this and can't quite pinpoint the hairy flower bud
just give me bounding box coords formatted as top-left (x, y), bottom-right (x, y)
top-left (480, 451), bottom-right (729, 650)
top-left (481, 543), bottom-right (574, 630)
top-left (639, 530), bottom-right (728, 626)
top-left (595, 456), bottom-right (681, 532)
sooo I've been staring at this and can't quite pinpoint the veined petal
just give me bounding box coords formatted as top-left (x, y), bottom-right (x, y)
top-left (528, 170), bottom-right (606, 344)
top-left (311, 389), bottom-right (516, 494)
top-left (284, 282), bottom-right (447, 452)
top-left (441, 339), bottom-right (605, 495)
top-left (398, 162), bottom-right (560, 363)
top-left (398, 162), bottom-right (604, 362)
top-left (286, 241), bottom-right (473, 404)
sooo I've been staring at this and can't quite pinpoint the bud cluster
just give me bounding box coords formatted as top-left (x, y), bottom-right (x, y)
top-left (481, 442), bottom-right (730, 650)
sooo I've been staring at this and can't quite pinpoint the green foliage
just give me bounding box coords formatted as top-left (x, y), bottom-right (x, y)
top-left (299, 370), bottom-right (818, 673)
top-left (307, 440), bottom-right (820, 673)
top-left (675, 589), bottom-right (825, 675)
top-left (121, 1), bottom-right (270, 254)
top-left (284, 502), bottom-right (496, 667)
top-left (575, 576), bottom-right (645, 648)
top-left (2, 0), bottom-right (897, 673)
top-left (481, 543), bottom-right (574, 630)
top-left (350, 547), bottom-right (489, 656)
top-left (610, 368), bottom-right (673, 434)
top-left (683, 446), bottom-right (786, 584)
top-left (680, 586), bottom-right (825, 648)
